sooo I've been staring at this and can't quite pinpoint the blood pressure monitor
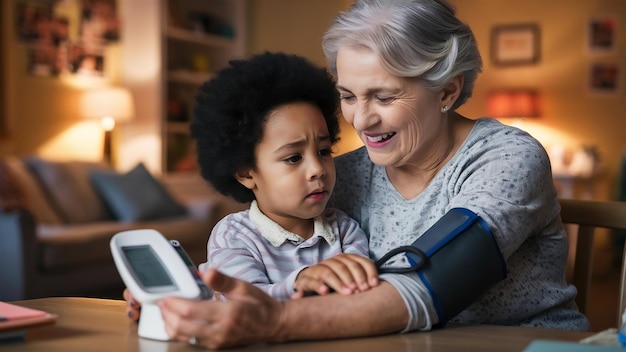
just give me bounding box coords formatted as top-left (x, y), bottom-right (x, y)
top-left (110, 229), bottom-right (212, 340)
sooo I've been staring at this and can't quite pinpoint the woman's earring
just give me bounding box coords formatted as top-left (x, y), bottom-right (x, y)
top-left (441, 105), bottom-right (449, 113)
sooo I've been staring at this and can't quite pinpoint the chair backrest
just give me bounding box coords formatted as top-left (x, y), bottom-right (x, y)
top-left (559, 198), bottom-right (626, 327)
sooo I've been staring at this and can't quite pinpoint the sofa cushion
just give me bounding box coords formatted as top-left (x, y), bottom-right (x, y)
top-left (24, 157), bottom-right (114, 224)
top-left (37, 216), bottom-right (213, 271)
top-left (0, 158), bottom-right (25, 211)
top-left (2, 157), bottom-right (62, 224)
top-left (90, 163), bottom-right (187, 222)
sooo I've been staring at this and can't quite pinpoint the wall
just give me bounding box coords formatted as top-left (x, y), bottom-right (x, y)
top-left (0, 0), bottom-right (112, 161)
top-left (248, 0), bottom-right (344, 66)
top-left (0, 0), bottom-right (160, 173)
top-left (451, 0), bottom-right (626, 200)
top-left (116, 0), bottom-right (161, 173)
top-left (0, 0), bottom-right (356, 169)
top-left (248, 0), bottom-right (626, 197)
top-left (1, 0), bottom-right (625, 198)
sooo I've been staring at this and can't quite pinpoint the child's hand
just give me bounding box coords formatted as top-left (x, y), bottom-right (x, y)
top-left (291, 254), bottom-right (379, 299)
top-left (123, 288), bottom-right (141, 321)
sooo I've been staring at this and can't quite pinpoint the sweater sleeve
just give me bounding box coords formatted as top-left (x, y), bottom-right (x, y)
top-left (445, 126), bottom-right (560, 260)
top-left (333, 209), bottom-right (370, 258)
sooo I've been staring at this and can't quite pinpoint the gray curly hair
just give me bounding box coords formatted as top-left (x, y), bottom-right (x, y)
top-left (322, 0), bottom-right (482, 110)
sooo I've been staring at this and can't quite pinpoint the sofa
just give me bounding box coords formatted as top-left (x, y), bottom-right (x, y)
top-left (0, 156), bottom-right (246, 301)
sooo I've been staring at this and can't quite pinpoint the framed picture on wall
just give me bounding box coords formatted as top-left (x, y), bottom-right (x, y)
top-left (587, 17), bottom-right (618, 54)
top-left (14, 0), bottom-right (119, 78)
top-left (491, 24), bottom-right (540, 67)
top-left (588, 62), bottom-right (620, 96)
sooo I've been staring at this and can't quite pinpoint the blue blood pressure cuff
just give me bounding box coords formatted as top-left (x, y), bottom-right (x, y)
top-left (375, 208), bottom-right (507, 326)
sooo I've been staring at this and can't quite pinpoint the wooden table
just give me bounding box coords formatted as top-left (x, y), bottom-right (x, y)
top-left (0, 297), bottom-right (594, 351)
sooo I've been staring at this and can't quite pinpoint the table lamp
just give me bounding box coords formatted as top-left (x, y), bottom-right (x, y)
top-left (80, 87), bottom-right (134, 166)
top-left (487, 89), bottom-right (540, 118)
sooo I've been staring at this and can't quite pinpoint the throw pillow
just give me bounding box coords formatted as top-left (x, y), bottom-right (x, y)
top-left (90, 163), bottom-right (187, 222)
top-left (0, 158), bottom-right (24, 211)
top-left (1, 157), bottom-right (62, 224)
top-left (24, 157), bottom-right (113, 224)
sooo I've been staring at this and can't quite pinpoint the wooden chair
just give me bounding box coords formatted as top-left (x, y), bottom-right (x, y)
top-left (559, 198), bottom-right (626, 327)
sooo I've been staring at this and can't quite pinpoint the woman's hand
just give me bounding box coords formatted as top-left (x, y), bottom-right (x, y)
top-left (123, 288), bottom-right (141, 321)
top-left (158, 269), bottom-right (285, 350)
top-left (292, 254), bottom-right (379, 299)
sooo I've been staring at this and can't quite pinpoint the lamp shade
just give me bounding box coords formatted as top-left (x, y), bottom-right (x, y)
top-left (487, 90), bottom-right (540, 118)
top-left (80, 87), bottom-right (135, 165)
top-left (80, 87), bottom-right (135, 123)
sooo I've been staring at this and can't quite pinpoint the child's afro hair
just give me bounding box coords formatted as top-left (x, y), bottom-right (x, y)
top-left (190, 51), bottom-right (340, 203)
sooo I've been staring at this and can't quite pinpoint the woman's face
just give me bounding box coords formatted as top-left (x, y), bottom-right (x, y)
top-left (335, 46), bottom-right (446, 169)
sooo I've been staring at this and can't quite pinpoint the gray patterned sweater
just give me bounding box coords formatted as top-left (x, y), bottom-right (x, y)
top-left (330, 118), bottom-right (590, 332)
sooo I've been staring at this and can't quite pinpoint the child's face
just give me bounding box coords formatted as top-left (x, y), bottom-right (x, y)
top-left (238, 102), bottom-right (336, 235)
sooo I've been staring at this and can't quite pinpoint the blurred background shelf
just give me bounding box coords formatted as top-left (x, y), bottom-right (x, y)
top-left (166, 26), bottom-right (234, 48)
top-left (162, 0), bottom-right (247, 174)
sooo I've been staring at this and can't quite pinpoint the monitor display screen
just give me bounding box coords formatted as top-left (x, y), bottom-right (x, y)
top-left (122, 245), bottom-right (176, 289)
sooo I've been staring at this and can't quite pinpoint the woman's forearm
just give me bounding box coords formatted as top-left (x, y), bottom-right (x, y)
top-left (274, 281), bottom-right (408, 342)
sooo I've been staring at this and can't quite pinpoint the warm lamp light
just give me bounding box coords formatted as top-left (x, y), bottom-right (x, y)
top-left (80, 87), bottom-right (135, 165)
top-left (487, 90), bottom-right (540, 118)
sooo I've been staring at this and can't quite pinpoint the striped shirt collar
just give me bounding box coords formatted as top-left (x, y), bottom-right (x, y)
top-left (248, 200), bottom-right (336, 248)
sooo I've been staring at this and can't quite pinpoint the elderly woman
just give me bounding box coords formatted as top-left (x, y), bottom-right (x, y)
top-left (129, 0), bottom-right (589, 348)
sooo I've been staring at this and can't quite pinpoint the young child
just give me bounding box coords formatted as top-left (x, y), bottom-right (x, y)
top-left (189, 52), bottom-right (378, 300)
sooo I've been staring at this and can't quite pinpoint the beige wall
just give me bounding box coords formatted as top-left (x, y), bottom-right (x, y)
top-left (451, 0), bottom-right (626, 200)
top-left (248, 0), bottom-right (626, 199)
top-left (0, 0), bottom-right (175, 174)
top-left (247, 0), bottom-right (345, 66)
top-left (1, 0), bottom-right (625, 199)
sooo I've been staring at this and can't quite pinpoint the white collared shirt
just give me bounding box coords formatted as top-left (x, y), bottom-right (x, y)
top-left (199, 201), bottom-right (370, 300)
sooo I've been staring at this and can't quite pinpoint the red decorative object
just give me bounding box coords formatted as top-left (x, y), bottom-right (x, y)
top-left (487, 90), bottom-right (540, 118)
